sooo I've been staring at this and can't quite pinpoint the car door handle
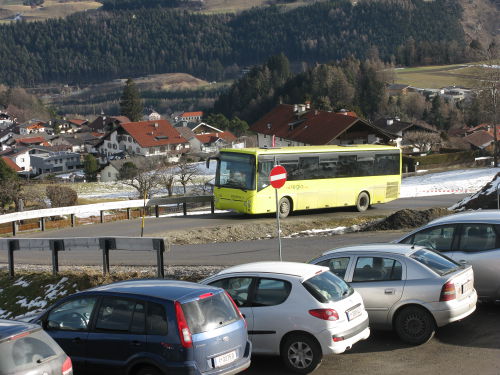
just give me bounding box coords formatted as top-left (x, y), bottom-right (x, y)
top-left (71, 337), bottom-right (82, 343)
top-left (384, 288), bottom-right (395, 295)
top-left (131, 340), bottom-right (142, 347)
top-left (458, 259), bottom-right (468, 264)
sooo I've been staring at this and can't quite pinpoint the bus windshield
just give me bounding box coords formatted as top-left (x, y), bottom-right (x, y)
top-left (216, 152), bottom-right (256, 191)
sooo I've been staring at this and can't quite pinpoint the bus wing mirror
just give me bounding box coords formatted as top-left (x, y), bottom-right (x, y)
top-left (206, 156), bottom-right (219, 169)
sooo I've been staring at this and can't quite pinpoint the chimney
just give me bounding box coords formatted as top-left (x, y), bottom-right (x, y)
top-left (386, 119), bottom-right (393, 126)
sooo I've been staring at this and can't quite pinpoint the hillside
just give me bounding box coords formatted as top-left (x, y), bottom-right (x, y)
top-left (0, 0), bottom-right (467, 87)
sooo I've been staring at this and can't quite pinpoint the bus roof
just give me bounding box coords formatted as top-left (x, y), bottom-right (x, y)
top-left (219, 145), bottom-right (400, 155)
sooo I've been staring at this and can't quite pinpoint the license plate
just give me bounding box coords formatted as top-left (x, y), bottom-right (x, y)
top-left (213, 350), bottom-right (237, 368)
top-left (461, 280), bottom-right (473, 294)
top-left (346, 304), bottom-right (362, 321)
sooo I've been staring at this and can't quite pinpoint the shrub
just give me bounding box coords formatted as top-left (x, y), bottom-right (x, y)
top-left (46, 185), bottom-right (78, 208)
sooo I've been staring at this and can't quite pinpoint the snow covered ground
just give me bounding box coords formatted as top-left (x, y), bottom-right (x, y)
top-left (400, 167), bottom-right (500, 198)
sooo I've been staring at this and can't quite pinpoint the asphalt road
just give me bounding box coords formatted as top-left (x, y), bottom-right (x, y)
top-left (2, 194), bottom-right (467, 267)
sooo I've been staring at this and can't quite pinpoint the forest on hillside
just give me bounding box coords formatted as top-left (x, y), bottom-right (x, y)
top-left (0, 0), bottom-right (468, 86)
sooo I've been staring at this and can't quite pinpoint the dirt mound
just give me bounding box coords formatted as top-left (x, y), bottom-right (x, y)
top-left (366, 208), bottom-right (451, 231)
top-left (451, 172), bottom-right (500, 210)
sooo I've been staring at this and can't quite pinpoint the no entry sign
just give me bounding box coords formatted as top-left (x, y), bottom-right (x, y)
top-left (270, 165), bottom-right (287, 189)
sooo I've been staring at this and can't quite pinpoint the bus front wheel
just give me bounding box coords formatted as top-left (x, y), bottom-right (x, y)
top-left (356, 192), bottom-right (370, 212)
top-left (279, 197), bottom-right (292, 218)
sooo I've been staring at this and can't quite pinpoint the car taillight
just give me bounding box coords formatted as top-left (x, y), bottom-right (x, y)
top-left (309, 309), bottom-right (339, 321)
top-left (440, 281), bottom-right (456, 301)
top-left (61, 356), bottom-right (72, 375)
top-left (225, 291), bottom-right (247, 328)
top-left (175, 301), bottom-right (193, 348)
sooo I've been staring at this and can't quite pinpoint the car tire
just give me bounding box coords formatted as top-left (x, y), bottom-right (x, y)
top-left (278, 197), bottom-right (292, 218)
top-left (356, 191), bottom-right (370, 212)
top-left (394, 306), bottom-right (436, 345)
top-left (281, 333), bottom-right (322, 374)
top-left (135, 366), bottom-right (161, 375)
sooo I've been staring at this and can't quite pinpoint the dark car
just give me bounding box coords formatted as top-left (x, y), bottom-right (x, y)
top-left (30, 279), bottom-right (251, 375)
top-left (0, 319), bottom-right (73, 375)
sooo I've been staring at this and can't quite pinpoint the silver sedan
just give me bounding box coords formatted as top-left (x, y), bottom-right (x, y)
top-left (309, 244), bottom-right (477, 345)
top-left (395, 210), bottom-right (500, 302)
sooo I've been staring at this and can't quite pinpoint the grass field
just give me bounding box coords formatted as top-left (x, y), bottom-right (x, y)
top-left (0, 0), bottom-right (101, 22)
top-left (393, 63), bottom-right (496, 89)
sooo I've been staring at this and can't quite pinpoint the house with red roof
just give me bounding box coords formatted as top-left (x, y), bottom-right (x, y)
top-left (176, 111), bottom-right (203, 124)
top-left (251, 104), bottom-right (391, 148)
top-left (15, 136), bottom-right (51, 147)
top-left (1, 156), bottom-right (22, 172)
top-left (96, 120), bottom-right (189, 161)
top-left (463, 130), bottom-right (495, 151)
top-left (19, 122), bottom-right (47, 135)
top-left (195, 131), bottom-right (237, 153)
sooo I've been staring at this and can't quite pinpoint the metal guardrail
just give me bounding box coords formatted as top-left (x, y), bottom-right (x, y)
top-left (0, 195), bottom-right (214, 236)
top-left (0, 237), bottom-right (168, 278)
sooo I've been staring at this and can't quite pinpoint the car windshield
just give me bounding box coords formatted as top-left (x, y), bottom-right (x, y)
top-left (216, 152), bottom-right (255, 191)
top-left (410, 248), bottom-right (462, 276)
top-left (302, 271), bottom-right (353, 303)
top-left (0, 329), bottom-right (63, 374)
top-left (181, 292), bottom-right (240, 334)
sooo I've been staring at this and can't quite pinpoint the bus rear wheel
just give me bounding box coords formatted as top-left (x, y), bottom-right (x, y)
top-left (356, 192), bottom-right (370, 212)
top-left (279, 197), bottom-right (292, 218)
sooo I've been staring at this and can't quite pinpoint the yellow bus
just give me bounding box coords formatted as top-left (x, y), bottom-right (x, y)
top-left (207, 145), bottom-right (401, 217)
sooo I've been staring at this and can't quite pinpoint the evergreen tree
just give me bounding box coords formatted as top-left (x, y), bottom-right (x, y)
top-left (83, 154), bottom-right (99, 182)
top-left (120, 79), bottom-right (143, 122)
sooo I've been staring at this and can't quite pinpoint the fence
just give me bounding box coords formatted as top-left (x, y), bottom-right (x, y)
top-left (0, 195), bottom-right (214, 236)
top-left (0, 237), bottom-right (168, 278)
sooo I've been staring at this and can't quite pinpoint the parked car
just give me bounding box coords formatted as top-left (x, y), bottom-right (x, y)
top-left (29, 279), bottom-right (251, 375)
top-left (200, 262), bottom-right (370, 374)
top-left (395, 210), bottom-right (500, 302)
top-left (0, 319), bottom-right (73, 375)
top-left (309, 243), bottom-right (477, 345)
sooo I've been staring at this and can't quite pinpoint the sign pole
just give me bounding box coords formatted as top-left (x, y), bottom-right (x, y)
top-left (269, 164), bottom-right (287, 261)
top-left (275, 187), bottom-right (282, 261)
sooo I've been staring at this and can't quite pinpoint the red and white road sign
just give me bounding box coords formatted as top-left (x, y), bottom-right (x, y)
top-left (270, 165), bottom-right (287, 189)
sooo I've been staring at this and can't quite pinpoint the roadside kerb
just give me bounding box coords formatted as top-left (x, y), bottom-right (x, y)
top-left (0, 237), bottom-right (168, 278)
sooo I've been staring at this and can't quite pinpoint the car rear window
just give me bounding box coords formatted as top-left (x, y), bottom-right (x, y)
top-left (0, 329), bottom-right (63, 373)
top-left (303, 271), bottom-right (353, 303)
top-left (410, 249), bottom-right (461, 276)
top-left (181, 292), bottom-right (240, 334)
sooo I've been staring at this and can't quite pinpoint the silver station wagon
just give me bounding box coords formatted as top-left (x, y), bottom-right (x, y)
top-left (309, 244), bottom-right (477, 345)
top-left (396, 210), bottom-right (500, 302)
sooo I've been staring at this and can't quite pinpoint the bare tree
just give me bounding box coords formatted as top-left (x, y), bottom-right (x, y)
top-left (469, 43), bottom-right (500, 164)
top-left (117, 157), bottom-right (163, 198)
top-left (177, 159), bottom-right (198, 195)
top-left (402, 131), bottom-right (442, 152)
top-left (157, 158), bottom-right (176, 196)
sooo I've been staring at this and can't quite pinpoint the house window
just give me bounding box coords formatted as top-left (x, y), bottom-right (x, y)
top-left (136, 147), bottom-right (140, 153)
top-left (160, 146), bottom-right (166, 152)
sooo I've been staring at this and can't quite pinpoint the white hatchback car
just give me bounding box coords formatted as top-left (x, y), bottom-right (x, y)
top-left (200, 262), bottom-right (370, 374)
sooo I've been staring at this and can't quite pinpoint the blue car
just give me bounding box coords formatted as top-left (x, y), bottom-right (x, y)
top-left (0, 319), bottom-right (73, 375)
top-left (30, 279), bottom-right (251, 375)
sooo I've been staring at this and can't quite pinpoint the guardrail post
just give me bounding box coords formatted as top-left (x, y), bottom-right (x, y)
top-left (153, 238), bottom-right (165, 278)
top-left (50, 239), bottom-right (65, 275)
top-left (211, 197), bottom-right (214, 214)
top-left (71, 214), bottom-right (76, 227)
top-left (155, 205), bottom-right (160, 218)
top-left (127, 208), bottom-right (131, 220)
top-left (11, 221), bottom-right (17, 236)
top-left (40, 217), bottom-right (46, 231)
top-left (8, 239), bottom-right (19, 278)
top-left (100, 211), bottom-right (104, 223)
top-left (99, 238), bottom-right (115, 275)
top-left (183, 202), bottom-right (187, 216)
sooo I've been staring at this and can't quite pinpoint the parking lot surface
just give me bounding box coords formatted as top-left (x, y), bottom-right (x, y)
top-left (247, 304), bottom-right (500, 375)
